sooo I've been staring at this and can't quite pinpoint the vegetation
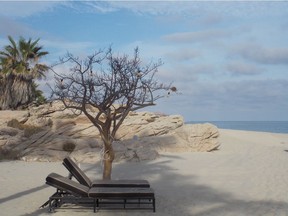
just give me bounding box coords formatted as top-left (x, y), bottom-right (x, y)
top-left (7, 118), bottom-right (43, 137)
top-left (7, 119), bottom-right (25, 130)
top-left (50, 47), bottom-right (173, 179)
top-left (23, 125), bottom-right (43, 138)
top-left (0, 36), bottom-right (49, 110)
top-left (32, 83), bottom-right (47, 105)
top-left (62, 142), bottom-right (76, 152)
top-left (0, 148), bottom-right (20, 161)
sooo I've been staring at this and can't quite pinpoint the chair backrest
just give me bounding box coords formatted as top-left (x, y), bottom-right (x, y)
top-left (63, 157), bottom-right (92, 187)
top-left (46, 173), bottom-right (89, 197)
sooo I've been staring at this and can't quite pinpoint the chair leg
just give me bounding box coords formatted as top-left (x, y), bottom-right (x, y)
top-left (48, 198), bottom-right (54, 213)
top-left (40, 191), bottom-right (58, 208)
top-left (153, 198), bottom-right (156, 212)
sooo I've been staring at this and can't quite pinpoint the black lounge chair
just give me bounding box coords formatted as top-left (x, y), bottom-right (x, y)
top-left (45, 173), bottom-right (156, 213)
top-left (63, 157), bottom-right (150, 188)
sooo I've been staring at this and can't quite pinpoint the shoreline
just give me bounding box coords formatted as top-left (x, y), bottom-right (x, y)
top-left (187, 121), bottom-right (288, 134)
top-left (1, 129), bottom-right (288, 215)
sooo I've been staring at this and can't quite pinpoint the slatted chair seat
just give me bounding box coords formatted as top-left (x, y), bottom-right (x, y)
top-left (63, 157), bottom-right (150, 188)
top-left (44, 173), bottom-right (156, 213)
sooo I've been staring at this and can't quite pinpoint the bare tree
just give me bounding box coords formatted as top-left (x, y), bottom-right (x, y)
top-left (50, 47), bottom-right (173, 179)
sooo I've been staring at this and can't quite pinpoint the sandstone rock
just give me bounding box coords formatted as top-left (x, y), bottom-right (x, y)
top-left (115, 112), bottom-right (184, 140)
top-left (173, 123), bottom-right (220, 152)
top-left (0, 127), bottom-right (20, 136)
top-left (0, 102), bottom-right (221, 162)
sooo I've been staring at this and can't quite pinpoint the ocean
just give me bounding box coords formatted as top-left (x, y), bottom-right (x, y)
top-left (186, 121), bottom-right (288, 134)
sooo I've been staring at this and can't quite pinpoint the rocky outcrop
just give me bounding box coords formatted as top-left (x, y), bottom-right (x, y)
top-left (0, 102), bottom-right (220, 162)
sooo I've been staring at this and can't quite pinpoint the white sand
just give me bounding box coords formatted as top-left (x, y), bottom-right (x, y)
top-left (1, 129), bottom-right (288, 216)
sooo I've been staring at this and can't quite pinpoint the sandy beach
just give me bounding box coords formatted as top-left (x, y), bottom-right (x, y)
top-left (1, 129), bottom-right (288, 216)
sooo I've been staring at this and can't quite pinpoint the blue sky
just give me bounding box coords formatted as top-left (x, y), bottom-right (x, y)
top-left (0, 1), bottom-right (288, 121)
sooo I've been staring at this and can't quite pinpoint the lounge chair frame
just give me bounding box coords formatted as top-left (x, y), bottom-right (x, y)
top-left (44, 173), bottom-right (156, 213)
top-left (63, 157), bottom-right (150, 188)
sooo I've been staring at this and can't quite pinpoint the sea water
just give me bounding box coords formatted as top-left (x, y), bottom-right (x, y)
top-left (186, 121), bottom-right (288, 134)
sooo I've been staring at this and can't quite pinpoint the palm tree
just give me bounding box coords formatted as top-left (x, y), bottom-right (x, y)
top-left (0, 36), bottom-right (49, 110)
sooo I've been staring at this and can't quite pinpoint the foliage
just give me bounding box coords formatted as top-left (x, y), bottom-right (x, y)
top-left (32, 82), bottom-right (47, 105)
top-left (23, 125), bottom-right (43, 137)
top-left (7, 119), bottom-right (24, 130)
top-left (7, 118), bottom-right (43, 137)
top-left (0, 36), bottom-right (49, 109)
top-left (46, 118), bottom-right (53, 127)
top-left (62, 142), bottom-right (76, 152)
top-left (0, 148), bottom-right (20, 161)
top-left (0, 36), bottom-right (49, 78)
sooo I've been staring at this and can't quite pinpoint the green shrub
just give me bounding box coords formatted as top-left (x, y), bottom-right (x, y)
top-left (62, 142), bottom-right (76, 152)
top-left (47, 119), bottom-right (53, 127)
top-left (7, 119), bottom-right (24, 130)
top-left (0, 148), bottom-right (20, 160)
top-left (23, 126), bottom-right (43, 137)
top-left (7, 119), bottom-right (43, 137)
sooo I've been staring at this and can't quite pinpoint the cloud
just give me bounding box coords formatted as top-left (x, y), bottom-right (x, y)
top-left (80, 1), bottom-right (198, 16)
top-left (171, 78), bottom-right (288, 120)
top-left (2, 1), bottom-right (286, 20)
top-left (162, 29), bottom-right (231, 44)
top-left (164, 49), bottom-right (201, 62)
top-left (80, 1), bottom-right (288, 18)
top-left (226, 62), bottom-right (264, 76)
top-left (145, 78), bottom-right (288, 121)
top-left (158, 63), bottom-right (213, 84)
top-left (42, 39), bottom-right (98, 59)
top-left (36, 61), bottom-right (74, 98)
top-left (200, 14), bottom-right (224, 26)
top-left (0, 17), bottom-right (41, 39)
top-left (79, 1), bottom-right (118, 13)
top-left (206, 79), bottom-right (287, 108)
top-left (232, 44), bottom-right (288, 65)
top-left (0, 1), bottom-right (63, 18)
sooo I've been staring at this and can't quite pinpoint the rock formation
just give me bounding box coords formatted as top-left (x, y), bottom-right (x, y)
top-left (0, 102), bottom-right (220, 162)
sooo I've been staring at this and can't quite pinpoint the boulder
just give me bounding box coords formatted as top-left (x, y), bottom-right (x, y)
top-left (0, 102), bottom-right (221, 162)
top-left (173, 123), bottom-right (220, 152)
top-left (115, 112), bottom-right (184, 140)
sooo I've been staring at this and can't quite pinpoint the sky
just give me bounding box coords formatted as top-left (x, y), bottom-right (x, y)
top-left (0, 1), bottom-right (288, 122)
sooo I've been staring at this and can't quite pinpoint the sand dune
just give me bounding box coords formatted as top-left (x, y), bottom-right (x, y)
top-left (1, 129), bottom-right (288, 216)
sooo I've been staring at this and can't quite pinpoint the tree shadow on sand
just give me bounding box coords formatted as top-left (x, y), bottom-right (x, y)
top-left (0, 184), bottom-right (48, 205)
top-left (2, 125), bottom-right (288, 216)
top-left (6, 153), bottom-right (288, 216)
top-left (67, 153), bottom-right (287, 216)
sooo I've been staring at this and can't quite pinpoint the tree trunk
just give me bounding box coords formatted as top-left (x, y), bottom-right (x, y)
top-left (0, 74), bottom-right (35, 110)
top-left (102, 145), bottom-right (115, 180)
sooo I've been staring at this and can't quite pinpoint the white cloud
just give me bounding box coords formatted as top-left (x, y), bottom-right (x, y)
top-left (232, 44), bottom-right (288, 65)
top-left (164, 49), bottom-right (201, 62)
top-left (162, 29), bottom-right (232, 44)
top-left (0, 1), bottom-right (63, 18)
top-left (42, 39), bottom-right (98, 60)
top-left (82, 1), bottom-right (196, 16)
top-left (226, 62), bottom-right (264, 76)
top-left (0, 17), bottom-right (41, 39)
top-left (168, 78), bottom-right (288, 121)
top-left (81, 1), bottom-right (288, 18)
